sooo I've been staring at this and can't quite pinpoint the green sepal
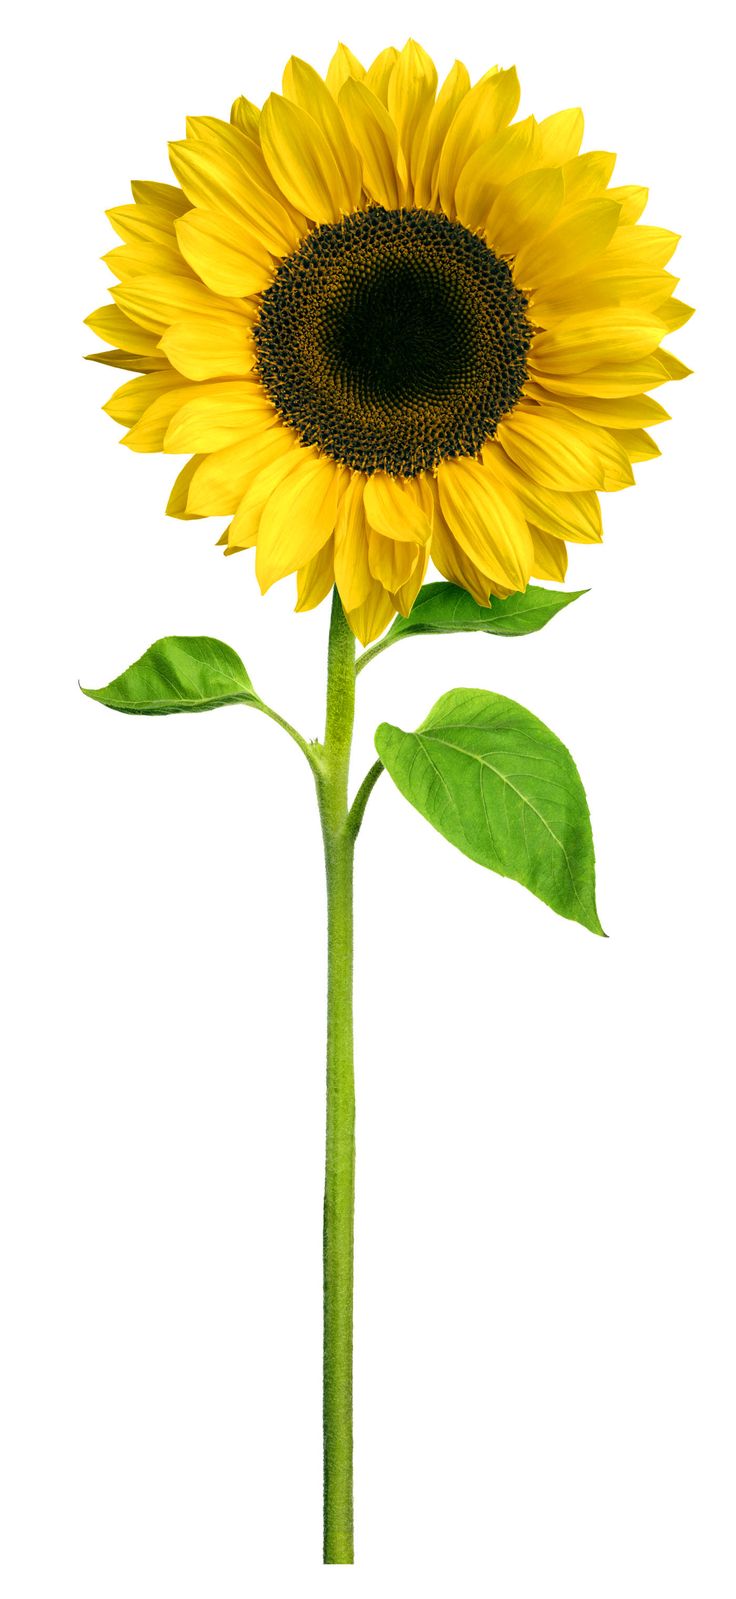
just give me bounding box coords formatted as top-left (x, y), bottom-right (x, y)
top-left (81, 636), bottom-right (262, 715)
top-left (376, 687), bottom-right (604, 936)
top-left (379, 581), bottom-right (587, 643)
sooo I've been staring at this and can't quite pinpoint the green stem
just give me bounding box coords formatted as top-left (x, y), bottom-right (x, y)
top-left (354, 635), bottom-right (395, 676)
top-left (348, 759), bottom-right (384, 842)
top-left (317, 590), bottom-right (357, 1564)
top-left (257, 700), bottom-right (315, 762)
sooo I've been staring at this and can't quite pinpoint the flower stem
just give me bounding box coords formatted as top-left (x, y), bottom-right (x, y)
top-left (317, 590), bottom-right (357, 1564)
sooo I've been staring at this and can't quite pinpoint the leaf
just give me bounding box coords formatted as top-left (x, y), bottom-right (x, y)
top-left (375, 688), bottom-right (604, 934)
top-left (380, 581), bottom-right (586, 643)
top-left (81, 636), bottom-right (262, 715)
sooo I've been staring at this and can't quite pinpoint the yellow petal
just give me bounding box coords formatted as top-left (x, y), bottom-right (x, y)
top-left (531, 267), bottom-right (678, 322)
top-left (103, 240), bottom-right (192, 282)
top-left (609, 427), bottom-right (660, 463)
top-left (601, 225), bottom-right (680, 270)
top-left (393, 543), bottom-right (430, 615)
top-left (347, 579), bottom-right (396, 645)
top-left (514, 198), bottom-right (621, 288)
top-left (486, 167), bottom-right (564, 253)
top-left (112, 383), bottom-right (188, 441)
top-left (326, 43), bottom-right (366, 99)
top-left (186, 114), bottom-right (264, 163)
top-left (654, 349), bottom-right (692, 381)
top-left (529, 525), bottom-right (568, 581)
top-left (453, 119), bottom-right (537, 231)
top-left (112, 273), bottom-right (244, 335)
top-left (256, 453), bottom-right (345, 590)
top-left (368, 529), bottom-right (419, 592)
top-left (484, 443), bottom-right (603, 543)
top-left (174, 208), bottom-right (272, 297)
top-left (227, 447), bottom-right (305, 549)
top-left (363, 47), bottom-right (399, 105)
top-left (363, 473), bottom-right (432, 544)
top-left (338, 79), bottom-right (407, 208)
top-left (188, 428), bottom-right (295, 515)
top-left (106, 203), bottom-right (178, 249)
top-left (497, 407), bottom-right (634, 491)
top-left (534, 108), bottom-right (584, 165)
top-left (334, 476), bottom-right (374, 611)
top-left (655, 298), bottom-right (694, 333)
top-left (282, 57), bottom-right (362, 207)
top-left (167, 138), bottom-right (250, 217)
top-left (430, 505), bottom-right (493, 604)
top-left (186, 116), bottom-right (309, 231)
top-left (103, 369), bottom-right (190, 426)
top-left (169, 138), bottom-right (301, 254)
top-left (411, 472), bottom-right (436, 522)
top-left (527, 278), bottom-right (610, 321)
top-left (437, 457), bottom-right (533, 589)
top-left (387, 39), bottom-right (438, 193)
top-left (260, 92), bottom-right (351, 223)
top-left (607, 185), bottom-right (648, 224)
top-left (529, 354), bottom-right (683, 398)
top-left (122, 385), bottom-right (207, 452)
top-left (438, 67), bottom-right (521, 215)
top-left (413, 60), bottom-right (470, 208)
top-left (532, 308), bottom-right (667, 373)
top-left (85, 347), bottom-right (169, 372)
top-left (230, 97), bottom-right (260, 139)
top-left (163, 382), bottom-right (275, 453)
top-left (159, 317), bottom-right (255, 380)
top-left (296, 538), bottom-right (336, 611)
top-left (130, 180), bottom-right (189, 216)
top-left (85, 305), bottom-right (162, 355)
top-left (562, 150), bottom-right (616, 201)
top-left (522, 384), bottom-right (670, 428)
top-left (166, 456), bottom-right (206, 519)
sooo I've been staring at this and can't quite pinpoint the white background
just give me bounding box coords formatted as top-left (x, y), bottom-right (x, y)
top-left (2, 1), bottom-right (733, 1593)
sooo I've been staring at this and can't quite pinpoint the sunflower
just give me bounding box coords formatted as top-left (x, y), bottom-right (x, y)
top-left (86, 41), bottom-right (691, 644)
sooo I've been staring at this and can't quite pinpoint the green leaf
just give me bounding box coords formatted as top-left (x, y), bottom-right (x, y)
top-left (81, 636), bottom-right (262, 715)
top-left (379, 581), bottom-right (586, 644)
top-left (375, 688), bottom-right (604, 935)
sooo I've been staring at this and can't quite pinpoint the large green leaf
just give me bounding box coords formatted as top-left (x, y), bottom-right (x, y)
top-left (376, 688), bottom-right (603, 934)
top-left (81, 636), bottom-right (262, 715)
top-left (379, 582), bottom-right (586, 645)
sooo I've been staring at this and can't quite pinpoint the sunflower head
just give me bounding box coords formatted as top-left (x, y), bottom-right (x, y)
top-left (86, 41), bottom-right (691, 643)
